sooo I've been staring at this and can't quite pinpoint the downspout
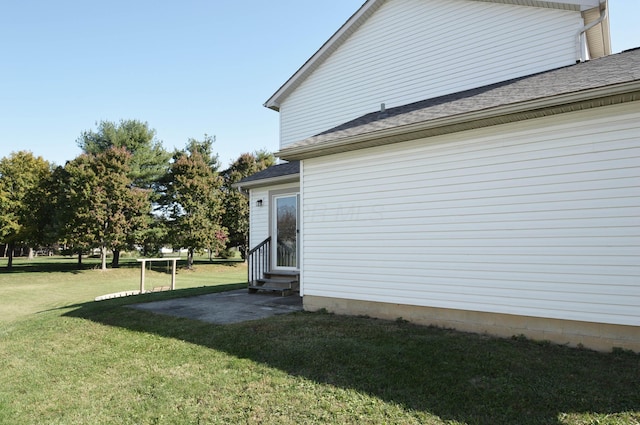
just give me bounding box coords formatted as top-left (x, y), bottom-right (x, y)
top-left (236, 185), bottom-right (249, 198)
top-left (576, 1), bottom-right (607, 63)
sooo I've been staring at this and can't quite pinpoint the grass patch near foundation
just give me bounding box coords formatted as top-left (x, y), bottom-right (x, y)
top-left (0, 257), bottom-right (638, 424)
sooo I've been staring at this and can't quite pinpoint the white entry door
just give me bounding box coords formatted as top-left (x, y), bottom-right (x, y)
top-left (272, 194), bottom-right (299, 270)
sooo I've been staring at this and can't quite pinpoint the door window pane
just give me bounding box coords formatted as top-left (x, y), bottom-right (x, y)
top-left (276, 196), bottom-right (297, 268)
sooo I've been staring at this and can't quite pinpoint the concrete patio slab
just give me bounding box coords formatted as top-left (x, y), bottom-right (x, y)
top-left (129, 289), bottom-right (303, 324)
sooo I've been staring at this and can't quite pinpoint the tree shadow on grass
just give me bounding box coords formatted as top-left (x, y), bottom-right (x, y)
top-left (64, 294), bottom-right (640, 425)
top-left (0, 257), bottom-right (243, 274)
top-left (0, 259), bottom-right (87, 274)
top-left (0, 256), bottom-right (143, 274)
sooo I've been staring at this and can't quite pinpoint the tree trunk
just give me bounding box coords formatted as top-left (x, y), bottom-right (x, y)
top-left (111, 249), bottom-right (120, 268)
top-left (28, 247), bottom-right (34, 260)
top-left (101, 245), bottom-right (107, 271)
top-left (187, 248), bottom-right (194, 269)
top-left (77, 252), bottom-right (83, 269)
top-left (7, 242), bottom-right (14, 269)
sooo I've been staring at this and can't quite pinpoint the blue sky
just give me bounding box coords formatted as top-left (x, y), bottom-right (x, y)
top-left (1, 1), bottom-right (638, 168)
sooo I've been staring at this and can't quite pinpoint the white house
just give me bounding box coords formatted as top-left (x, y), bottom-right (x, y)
top-left (238, 0), bottom-right (640, 352)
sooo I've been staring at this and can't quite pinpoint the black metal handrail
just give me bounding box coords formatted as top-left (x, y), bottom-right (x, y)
top-left (247, 237), bottom-right (271, 284)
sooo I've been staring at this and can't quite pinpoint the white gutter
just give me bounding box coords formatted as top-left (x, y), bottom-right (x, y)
top-left (576, 1), bottom-right (607, 62)
top-left (232, 173), bottom-right (300, 190)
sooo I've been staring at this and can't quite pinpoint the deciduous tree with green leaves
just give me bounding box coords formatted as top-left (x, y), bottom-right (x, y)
top-left (162, 136), bottom-right (226, 269)
top-left (63, 147), bottom-right (151, 270)
top-left (39, 165), bottom-right (88, 266)
top-left (0, 151), bottom-right (51, 269)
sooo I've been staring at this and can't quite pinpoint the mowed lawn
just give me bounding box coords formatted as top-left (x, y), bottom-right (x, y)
top-left (0, 257), bottom-right (639, 424)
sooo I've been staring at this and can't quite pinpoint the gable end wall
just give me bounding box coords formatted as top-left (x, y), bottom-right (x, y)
top-left (279, 0), bottom-right (583, 148)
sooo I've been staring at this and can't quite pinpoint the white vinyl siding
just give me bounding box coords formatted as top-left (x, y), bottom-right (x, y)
top-left (301, 103), bottom-right (640, 326)
top-left (248, 183), bottom-right (299, 249)
top-left (279, 0), bottom-right (582, 147)
top-left (249, 188), bottom-right (270, 249)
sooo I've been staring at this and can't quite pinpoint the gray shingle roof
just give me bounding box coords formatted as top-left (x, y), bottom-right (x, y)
top-left (236, 160), bottom-right (299, 185)
top-left (279, 48), bottom-right (640, 157)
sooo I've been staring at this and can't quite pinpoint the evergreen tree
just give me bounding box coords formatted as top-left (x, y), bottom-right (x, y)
top-left (77, 119), bottom-right (170, 190)
top-left (221, 150), bottom-right (275, 259)
top-left (76, 119), bottom-right (169, 265)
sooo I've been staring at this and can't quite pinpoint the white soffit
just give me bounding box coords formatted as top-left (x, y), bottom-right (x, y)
top-left (583, 3), bottom-right (611, 58)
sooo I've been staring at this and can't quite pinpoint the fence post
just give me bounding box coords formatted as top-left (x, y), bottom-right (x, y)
top-left (139, 259), bottom-right (146, 293)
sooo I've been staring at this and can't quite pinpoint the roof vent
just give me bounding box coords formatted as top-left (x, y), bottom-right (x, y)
top-left (378, 103), bottom-right (388, 118)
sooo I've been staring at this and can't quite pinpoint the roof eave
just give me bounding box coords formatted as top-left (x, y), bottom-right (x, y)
top-left (277, 81), bottom-right (640, 160)
top-left (233, 173), bottom-right (300, 190)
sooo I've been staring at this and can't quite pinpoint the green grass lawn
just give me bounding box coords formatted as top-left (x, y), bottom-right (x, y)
top-left (0, 255), bottom-right (246, 322)
top-left (1, 257), bottom-right (638, 424)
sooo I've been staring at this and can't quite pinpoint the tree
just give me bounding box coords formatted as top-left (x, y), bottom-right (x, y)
top-left (22, 164), bottom-right (64, 255)
top-left (40, 165), bottom-right (88, 266)
top-left (63, 147), bottom-right (151, 270)
top-left (0, 152), bottom-right (51, 269)
top-left (77, 119), bottom-right (170, 266)
top-left (162, 136), bottom-right (226, 268)
top-left (53, 163), bottom-right (95, 266)
top-left (77, 119), bottom-right (170, 190)
top-left (221, 150), bottom-right (275, 259)
top-left (138, 215), bottom-right (169, 257)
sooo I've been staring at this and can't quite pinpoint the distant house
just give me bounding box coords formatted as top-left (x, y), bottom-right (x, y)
top-left (237, 0), bottom-right (640, 352)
